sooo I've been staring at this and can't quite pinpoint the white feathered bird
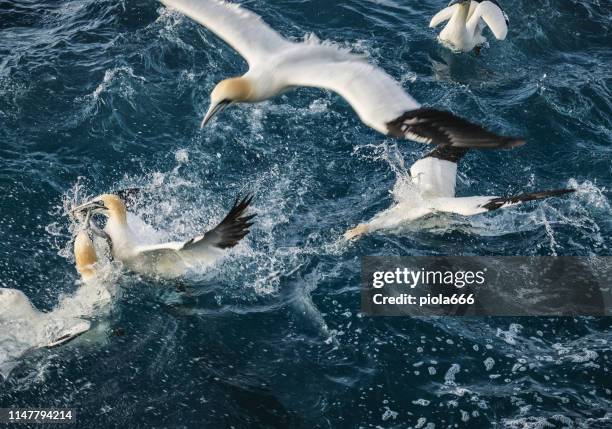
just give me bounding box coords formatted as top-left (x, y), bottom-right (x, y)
top-left (72, 193), bottom-right (255, 278)
top-left (0, 221), bottom-right (107, 378)
top-left (160, 0), bottom-right (522, 149)
top-left (345, 146), bottom-right (575, 239)
top-left (430, 0), bottom-right (509, 52)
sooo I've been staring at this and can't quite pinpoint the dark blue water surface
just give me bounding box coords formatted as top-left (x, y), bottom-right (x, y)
top-left (1, 0), bottom-right (611, 427)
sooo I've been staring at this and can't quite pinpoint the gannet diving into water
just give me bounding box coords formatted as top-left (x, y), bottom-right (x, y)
top-left (160, 0), bottom-right (522, 149)
top-left (72, 193), bottom-right (255, 279)
top-left (344, 146), bottom-right (575, 239)
top-left (430, 0), bottom-right (509, 53)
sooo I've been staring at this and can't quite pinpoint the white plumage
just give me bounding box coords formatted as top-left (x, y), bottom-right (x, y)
top-left (430, 1), bottom-right (509, 52)
top-left (161, 0), bottom-right (522, 148)
top-left (345, 147), bottom-right (575, 239)
top-left (0, 228), bottom-right (112, 379)
top-left (72, 194), bottom-right (255, 279)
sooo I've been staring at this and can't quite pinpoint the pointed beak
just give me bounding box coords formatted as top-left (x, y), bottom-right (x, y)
top-left (71, 200), bottom-right (105, 216)
top-left (201, 100), bottom-right (231, 129)
top-left (88, 216), bottom-right (112, 243)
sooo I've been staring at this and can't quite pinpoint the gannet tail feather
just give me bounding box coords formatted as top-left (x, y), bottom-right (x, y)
top-left (387, 108), bottom-right (525, 148)
top-left (184, 194), bottom-right (255, 250)
top-left (480, 188), bottom-right (576, 211)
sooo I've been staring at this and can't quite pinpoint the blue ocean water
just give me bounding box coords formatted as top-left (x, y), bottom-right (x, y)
top-left (0, 0), bottom-right (611, 427)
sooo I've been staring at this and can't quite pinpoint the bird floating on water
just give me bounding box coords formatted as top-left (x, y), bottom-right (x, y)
top-left (344, 146), bottom-right (575, 240)
top-left (0, 218), bottom-right (109, 378)
top-left (72, 193), bottom-right (255, 279)
top-left (430, 0), bottom-right (509, 53)
top-left (161, 0), bottom-right (522, 149)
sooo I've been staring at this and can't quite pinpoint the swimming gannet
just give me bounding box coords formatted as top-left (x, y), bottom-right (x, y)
top-left (430, 1), bottom-right (509, 53)
top-left (160, 0), bottom-right (522, 149)
top-left (72, 193), bottom-right (255, 278)
top-left (344, 146), bottom-right (575, 239)
top-left (0, 221), bottom-right (107, 378)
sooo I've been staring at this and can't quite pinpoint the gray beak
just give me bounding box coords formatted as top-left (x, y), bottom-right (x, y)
top-left (201, 100), bottom-right (231, 129)
top-left (88, 217), bottom-right (111, 242)
top-left (71, 200), bottom-right (105, 216)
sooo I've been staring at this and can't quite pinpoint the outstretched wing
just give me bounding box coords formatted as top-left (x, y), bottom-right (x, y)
top-left (182, 194), bottom-right (255, 251)
top-left (431, 189), bottom-right (575, 216)
top-left (468, 1), bottom-right (509, 40)
top-left (487, 0), bottom-right (509, 24)
top-left (430, 4), bottom-right (458, 28)
top-left (283, 56), bottom-right (523, 148)
top-left (283, 57), bottom-right (420, 134)
top-left (160, 0), bottom-right (292, 66)
top-left (131, 195), bottom-right (255, 276)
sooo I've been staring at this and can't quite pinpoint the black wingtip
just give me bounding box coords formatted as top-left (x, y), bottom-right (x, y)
top-left (114, 188), bottom-right (141, 208)
top-left (214, 193), bottom-right (256, 249)
top-left (387, 108), bottom-right (526, 150)
top-left (482, 188), bottom-right (576, 211)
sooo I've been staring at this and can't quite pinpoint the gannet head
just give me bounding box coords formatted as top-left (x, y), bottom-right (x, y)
top-left (447, 0), bottom-right (470, 6)
top-left (72, 194), bottom-right (127, 224)
top-left (74, 230), bottom-right (97, 281)
top-left (201, 77), bottom-right (253, 128)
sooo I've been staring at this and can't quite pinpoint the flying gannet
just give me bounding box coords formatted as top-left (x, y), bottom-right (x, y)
top-left (430, 0), bottom-right (509, 53)
top-left (344, 146), bottom-right (575, 239)
top-left (72, 193), bottom-right (255, 279)
top-left (160, 0), bottom-right (522, 149)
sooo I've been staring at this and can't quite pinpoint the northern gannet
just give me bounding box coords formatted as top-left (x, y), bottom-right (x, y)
top-left (161, 0), bottom-right (522, 149)
top-left (430, 0), bottom-right (509, 53)
top-left (0, 222), bottom-right (107, 378)
top-left (72, 193), bottom-right (255, 278)
top-left (344, 146), bottom-right (575, 239)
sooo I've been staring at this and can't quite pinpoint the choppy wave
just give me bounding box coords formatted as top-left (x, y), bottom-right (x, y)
top-left (0, 0), bottom-right (610, 427)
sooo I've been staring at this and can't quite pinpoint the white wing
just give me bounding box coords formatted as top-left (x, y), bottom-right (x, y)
top-left (130, 196), bottom-right (255, 277)
top-left (429, 5), bottom-right (458, 28)
top-left (431, 189), bottom-right (575, 216)
top-left (282, 56), bottom-right (420, 134)
top-left (467, 1), bottom-right (508, 40)
top-left (430, 196), bottom-right (494, 216)
top-left (281, 50), bottom-right (523, 147)
top-left (160, 0), bottom-right (291, 66)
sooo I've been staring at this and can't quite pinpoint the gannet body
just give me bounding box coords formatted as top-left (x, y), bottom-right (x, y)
top-left (161, 0), bottom-right (522, 149)
top-left (73, 194), bottom-right (255, 279)
top-left (430, 0), bottom-right (509, 52)
top-left (0, 227), bottom-right (108, 379)
top-left (344, 146), bottom-right (575, 239)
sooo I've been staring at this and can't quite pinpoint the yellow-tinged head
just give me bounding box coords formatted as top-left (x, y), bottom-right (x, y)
top-left (72, 193), bottom-right (127, 224)
top-left (201, 77), bottom-right (254, 128)
top-left (74, 230), bottom-right (97, 280)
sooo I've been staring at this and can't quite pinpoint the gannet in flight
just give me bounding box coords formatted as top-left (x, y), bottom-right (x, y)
top-left (161, 0), bottom-right (522, 149)
top-left (344, 146), bottom-right (575, 239)
top-left (72, 193), bottom-right (255, 278)
top-left (430, 0), bottom-right (509, 53)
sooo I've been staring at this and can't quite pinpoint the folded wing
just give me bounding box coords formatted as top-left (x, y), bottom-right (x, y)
top-left (160, 0), bottom-right (291, 66)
